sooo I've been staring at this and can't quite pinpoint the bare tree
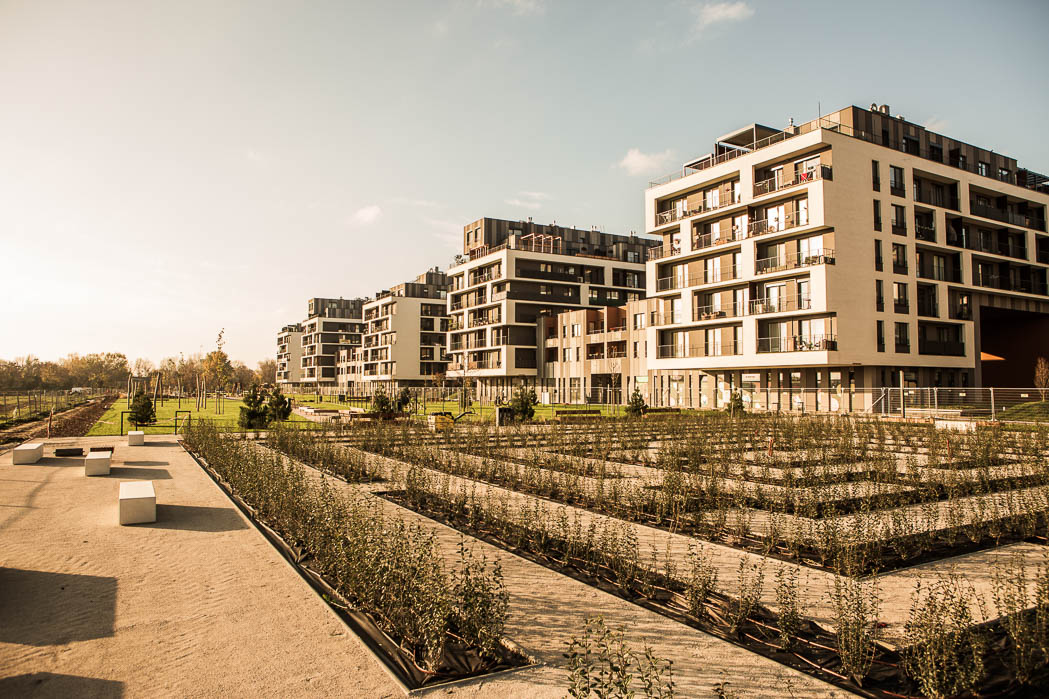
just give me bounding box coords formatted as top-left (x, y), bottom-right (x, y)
top-left (1036, 356), bottom-right (1049, 401)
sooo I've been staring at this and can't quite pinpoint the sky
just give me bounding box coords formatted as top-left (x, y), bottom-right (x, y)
top-left (2, 0), bottom-right (1048, 366)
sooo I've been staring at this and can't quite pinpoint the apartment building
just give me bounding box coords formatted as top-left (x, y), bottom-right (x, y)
top-left (299, 297), bottom-right (368, 387)
top-left (538, 300), bottom-right (649, 404)
top-left (276, 323), bottom-right (303, 387)
top-left (359, 269), bottom-right (451, 389)
top-left (644, 103), bottom-right (1049, 410)
top-left (446, 217), bottom-right (659, 397)
top-left (335, 344), bottom-right (364, 392)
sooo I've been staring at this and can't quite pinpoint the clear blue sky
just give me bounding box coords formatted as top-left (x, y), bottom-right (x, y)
top-left (2, 0), bottom-right (1047, 365)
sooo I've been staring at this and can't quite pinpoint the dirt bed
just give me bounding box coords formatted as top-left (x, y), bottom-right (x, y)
top-left (0, 396), bottom-right (117, 445)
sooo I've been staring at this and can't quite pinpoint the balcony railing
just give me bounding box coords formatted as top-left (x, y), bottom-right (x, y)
top-left (693, 225), bottom-right (746, 251)
top-left (915, 222), bottom-right (936, 242)
top-left (656, 265), bottom-right (739, 291)
top-left (970, 202), bottom-right (1046, 231)
top-left (470, 315), bottom-right (502, 327)
top-left (918, 339), bottom-right (965, 356)
top-left (694, 302), bottom-right (743, 320)
top-left (654, 190), bottom-right (743, 227)
top-left (757, 334), bottom-right (837, 353)
top-left (748, 294), bottom-right (811, 315)
top-left (657, 343), bottom-right (739, 359)
top-left (649, 312), bottom-right (683, 326)
top-left (648, 245), bottom-right (679, 261)
top-left (973, 273), bottom-right (1049, 296)
top-left (753, 164), bottom-right (832, 197)
top-left (914, 190), bottom-right (960, 211)
top-left (755, 249), bottom-right (834, 274)
top-left (747, 209), bottom-right (809, 238)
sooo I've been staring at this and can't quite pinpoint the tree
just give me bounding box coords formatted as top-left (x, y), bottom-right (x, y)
top-left (231, 361), bottom-right (256, 392)
top-left (394, 387), bottom-right (412, 413)
top-left (202, 351), bottom-right (234, 391)
top-left (625, 388), bottom-right (647, 418)
top-left (1036, 356), bottom-right (1049, 401)
top-left (128, 392), bottom-right (155, 427)
top-left (728, 390), bottom-right (745, 416)
top-left (371, 387), bottom-right (394, 416)
top-left (256, 358), bottom-right (277, 385)
top-left (238, 384), bottom-right (270, 429)
top-left (268, 387), bottom-right (292, 421)
top-left (509, 386), bottom-right (538, 421)
top-left (132, 358), bottom-right (155, 376)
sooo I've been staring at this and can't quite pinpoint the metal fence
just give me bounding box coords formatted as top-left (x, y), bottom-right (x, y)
top-left (0, 389), bottom-right (109, 421)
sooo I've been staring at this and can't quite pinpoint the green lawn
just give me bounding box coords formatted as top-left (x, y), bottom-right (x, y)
top-left (87, 396), bottom-right (312, 436)
top-left (997, 400), bottom-right (1049, 422)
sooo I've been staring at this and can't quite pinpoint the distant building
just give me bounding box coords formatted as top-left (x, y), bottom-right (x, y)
top-left (446, 217), bottom-right (659, 397)
top-left (276, 323), bottom-right (303, 387)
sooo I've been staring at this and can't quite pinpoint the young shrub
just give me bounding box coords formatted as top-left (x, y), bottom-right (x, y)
top-left (685, 545), bottom-right (719, 621)
top-left (831, 577), bottom-right (879, 685)
top-left (509, 386), bottom-right (538, 421)
top-left (774, 565), bottom-right (801, 651)
top-left (268, 387), bottom-right (292, 421)
top-left (238, 384), bottom-right (270, 429)
top-left (128, 391), bottom-right (155, 427)
top-left (395, 387), bottom-right (413, 413)
top-left (903, 577), bottom-right (987, 698)
top-left (728, 558), bottom-right (765, 636)
top-left (564, 616), bottom-right (674, 698)
top-left (625, 388), bottom-right (647, 418)
top-left (727, 391), bottom-right (745, 417)
top-left (452, 538), bottom-right (510, 659)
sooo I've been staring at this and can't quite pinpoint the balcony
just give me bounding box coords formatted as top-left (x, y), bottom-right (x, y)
top-left (970, 202), bottom-right (1046, 231)
top-left (755, 249), bottom-right (835, 274)
top-left (657, 343), bottom-right (739, 359)
top-left (891, 220), bottom-right (907, 236)
top-left (748, 294), bottom-right (811, 315)
top-left (692, 225), bottom-right (746, 251)
top-left (916, 300), bottom-right (938, 318)
top-left (914, 190), bottom-right (960, 211)
top-left (915, 222), bottom-right (936, 242)
top-left (753, 164), bottom-right (832, 197)
top-left (468, 360), bottom-right (502, 370)
top-left (470, 315), bottom-right (502, 328)
top-left (649, 312), bottom-right (682, 326)
top-left (694, 302), bottom-right (743, 320)
top-left (468, 270), bottom-right (502, 286)
top-left (654, 190), bottom-right (743, 227)
top-left (972, 273), bottom-right (1049, 296)
top-left (919, 339), bottom-right (965, 356)
top-left (657, 265), bottom-right (739, 291)
top-left (747, 209), bottom-right (808, 238)
top-left (894, 300), bottom-right (910, 314)
top-left (757, 335), bottom-right (837, 353)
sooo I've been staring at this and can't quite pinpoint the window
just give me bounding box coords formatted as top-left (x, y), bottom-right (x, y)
top-left (877, 320), bottom-right (885, 352)
top-left (571, 324), bottom-right (581, 337)
top-left (632, 341), bottom-right (639, 358)
top-left (893, 282), bottom-right (908, 312)
top-left (891, 204), bottom-right (906, 233)
top-left (563, 348), bottom-right (571, 362)
top-left (633, 313), bottom-right (644, 330)
top-left (998, 167), bottom-right (1010, 182)
top-left (872, 160), bottom-right (880, 190)
top-left (890, 166), bottom-right (905, 194)
top-left (892, 243), bottom-right (908, 273)
top-left (977, 162), bottom-right (989, 177)
top-left (875, 240), bottom-right (883, 271)
top-left (797, 199), bottom-right (809, 226)
top-left (894, 322), bottom-right (910, 352)
top-left (575, 347), bottom-right (580, 361)
top-left (874, 200), bottom-right (882, 231)
top-left (876, 279), bottom-right (884, 311)
top-left (704, 187), bottom-right (720, 210)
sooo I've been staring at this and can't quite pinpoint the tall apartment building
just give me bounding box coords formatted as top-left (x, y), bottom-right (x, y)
top-left (644, 103), bottom-right (1049, 410)
top-left (446, 217), bottom-right (659, 397)
top-left (276, 323), bottom-right (303, 387)
top-left (358, 269), bottom-right (451, 390)
top-left (298, 297), bottom-right (368, 387)
top-left (538, 300), bottom-right (649, 404)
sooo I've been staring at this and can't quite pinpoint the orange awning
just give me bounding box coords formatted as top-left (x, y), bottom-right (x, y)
top-left (980, 351), bottom-right (1005, 361)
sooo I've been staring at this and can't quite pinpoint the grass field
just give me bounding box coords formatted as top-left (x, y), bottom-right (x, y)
top-left (86, 396), bottom-right (311, 435)
top-left (997, 399), bottom-right (1049, 421)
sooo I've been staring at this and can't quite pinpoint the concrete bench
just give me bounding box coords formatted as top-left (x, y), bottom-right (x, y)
top-left (119, 481), bottom-right (156, 525)
top-left (12, 443), bottom-right (44, 464)
top-left (128, 431), bottom-right (145, 446)
top-left (84, 451), bottom-right (111, 476)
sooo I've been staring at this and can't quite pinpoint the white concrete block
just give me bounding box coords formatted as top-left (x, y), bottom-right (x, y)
top-left (119, 481), bottom-right (156, 525)
top-left (84, 451), bottom-right (111, 476)
top-left (128, 431), bottom-right (145, 446)
top-left (12, 443), bottom-right (44, 464)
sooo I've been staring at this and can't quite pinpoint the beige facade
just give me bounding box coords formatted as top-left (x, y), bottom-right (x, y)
top-left (276, 323), bottom-right (303, 387)
top-left (644, 103), bottom-right (1049, 410)
top-left (538, 300), bottom-right (649, 404)
top-left (359, 269), bottom-right (450, 389)
top-left (446, 218), bottom-right (659, 397)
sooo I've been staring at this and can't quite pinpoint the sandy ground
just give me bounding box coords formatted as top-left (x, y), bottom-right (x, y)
top-left (0, 436), bottom-right (405, 698)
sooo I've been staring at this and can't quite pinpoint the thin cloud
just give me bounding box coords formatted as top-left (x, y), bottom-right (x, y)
top-left (693, 2), bottom-right (754, 32)
top-left (478, 0), bottom-right (545, 16)
top-left (504, 190), bottom-right (550, 209)
top-left (347, 205), bottom-right (382, 225)
top-left (923, 117), bottom-right (950, 133)
top-left (426, 218), bottom-right (463, 246)
top-left (617, 148), bottom-right (675, 176)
